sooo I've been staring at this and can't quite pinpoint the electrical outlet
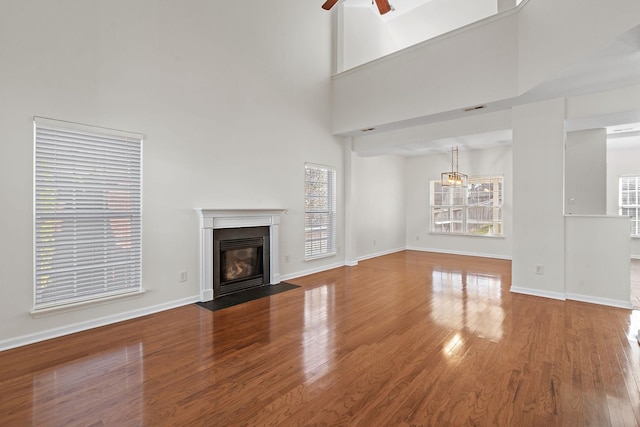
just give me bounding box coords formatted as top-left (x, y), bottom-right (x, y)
top-left (373, 240), bottom-right (377, 246)
top-left (416, 235), bottom-right (420, 241)
top-left (285, 255), bottom-right (290, 263)
top-left (535, 265), bottom-right (544, 275)
top-left (179, 270), bottom-right (187, 282)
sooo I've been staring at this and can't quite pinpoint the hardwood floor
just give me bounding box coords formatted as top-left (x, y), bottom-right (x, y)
top-left (2, 251), bottom-right (640, 426)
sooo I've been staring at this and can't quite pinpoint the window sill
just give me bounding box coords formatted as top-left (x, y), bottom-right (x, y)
top-left (304, 252), bottom-right (337, 261)
top-left (429, 232), bottom-right (505, 239)
top-left (31, 289), bottom-right (146, 318)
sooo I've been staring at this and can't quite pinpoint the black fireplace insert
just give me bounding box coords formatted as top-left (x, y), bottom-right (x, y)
top-left (213, 226), bottom-right (270, 298)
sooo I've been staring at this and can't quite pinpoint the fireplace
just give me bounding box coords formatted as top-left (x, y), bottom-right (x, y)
top-left (214, 226), bottom-right (270, 297)
top-left (196, 209), bottom-right (285, 302)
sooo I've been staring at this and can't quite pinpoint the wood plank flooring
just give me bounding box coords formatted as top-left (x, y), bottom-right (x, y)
top-left (1, 251), bottom-right (640, 426)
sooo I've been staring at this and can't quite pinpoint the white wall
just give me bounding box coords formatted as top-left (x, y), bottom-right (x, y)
top-left (511, 98), bottom-right (566, 298)
top-left (386, 0), bottom-right (496, 53)
top-left (0, 0), bottom-right (341, 350)
top-left (566, 84), bottom-right (640, 259)
top-left (333, 0), bottom-right (640, 136)
top-left (333, 12), bottom-right (518, 134)
top-left (352, 155), bottom-right (406, 259)
top-left (405, 146), bottom-right (513, 259)
top-left (565, 129), bottom-right (607, 215)
top-left (340, 0), bottom-right (497, 72)
top-left (565, 216), bottom-right (631, 308)
top-left (517, 0), bottom-right (640, 93)
top-left (341, 7), bottom-right (396, 71)
top-left (607, 141), bottom-right (640, 258)
top-left (498, 0), bottom-right (517, 12)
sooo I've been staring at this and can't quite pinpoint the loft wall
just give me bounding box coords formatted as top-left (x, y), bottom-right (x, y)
top-left (340, 6), bottom-right (396, 71)
top-left (340, 0), bottom-right (496, 72)
top-left (333, 11), bottom-right (518, 134)
top-left (517, 0), bottom-right (640, 93)
top-left (386, 0), bottom-right (496, 54)
top-left (332, 0), bottom-right (640, 135)
top-left (0, 0), bottom-right (341, 350)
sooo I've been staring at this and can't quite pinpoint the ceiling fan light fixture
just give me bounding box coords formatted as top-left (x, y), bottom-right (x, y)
top-left (322, 0), bottom-right (391, 15)
top-left (374, 0), bottom-right (392, 14)
top-left (321, 0), bottom-right (340, 10)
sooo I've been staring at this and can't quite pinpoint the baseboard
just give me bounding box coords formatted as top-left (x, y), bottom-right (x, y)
top-left (406, 246), bottom-right (512, 260)
top-left (510, 286), bottom-right (566, 301)
top-left (280, 248), bottom-right (508, 282)
top-left (0, 296), bottom-right (200, 352)
top-left (282, 246), bottom-right (504, 280)
top-left (565, 293), bottom-right (633, 309)
top-left (356, 247), bottom-right (405, 262)
top-left (509, 287), bottom-right (633, 310)
top-left (280, 261), bottom-right (346, 282)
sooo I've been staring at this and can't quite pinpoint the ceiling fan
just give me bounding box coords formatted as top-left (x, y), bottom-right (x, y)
top-left (322, 0), bottom-right (392, 15)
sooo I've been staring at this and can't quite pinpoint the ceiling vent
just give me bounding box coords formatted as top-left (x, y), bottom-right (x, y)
top-left (463, 105), bottom-right (486, 112)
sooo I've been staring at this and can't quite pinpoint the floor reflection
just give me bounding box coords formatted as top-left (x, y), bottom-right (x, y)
top-left (302, 284), bottom-right (335, 383)
top-left (442, 332), bottom-right (464, 357)
top-left (31, 342), bottom-right (144, 425)
top-left (431, 269), bottom-right (504, 342)
top-left (627, 309), bottom-right (640, 343)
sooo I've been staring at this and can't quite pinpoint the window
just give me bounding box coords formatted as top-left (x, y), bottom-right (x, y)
top-left (34, 117), bottom-right (143, 309)
top-left (619, 176), bottom-right (640, 237)
top-left (431, 176), bottom-right (503, 236)
top-left (304, 163), bottom-right (336, 260)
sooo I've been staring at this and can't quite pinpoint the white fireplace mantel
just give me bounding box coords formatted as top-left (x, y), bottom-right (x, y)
top-left (195, 208), bottom-right (286, 302)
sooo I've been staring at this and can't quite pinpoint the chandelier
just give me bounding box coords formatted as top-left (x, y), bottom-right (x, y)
top-left (441, 146), bottom-right (468, 186)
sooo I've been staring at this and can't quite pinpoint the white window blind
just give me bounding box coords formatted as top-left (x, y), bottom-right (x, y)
top-left (620, 176), bottom-right (640, 237)
top-left (304, 163), bottom-right (337, 260)
top-left (431, 176), bottom-right (503, 237)
top-left (34, 117), bottom-right (143, 309)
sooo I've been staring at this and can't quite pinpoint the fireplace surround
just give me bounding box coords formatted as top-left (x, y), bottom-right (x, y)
top-left (196, 209), bottom-right (285, 302)
top-left (214, 226), bottom-right (269, 297)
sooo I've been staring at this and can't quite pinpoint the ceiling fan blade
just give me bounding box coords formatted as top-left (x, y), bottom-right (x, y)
top-left (374, 0), bottom-right (392, 14)
top-left (322, 0), bottom-right (340, 10)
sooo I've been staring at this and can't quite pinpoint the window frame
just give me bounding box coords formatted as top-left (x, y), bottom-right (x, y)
top-left (33, 117), bottom-right (144, 311)
top-left (304, 163), bottom-right (337, 260)
top-left (619, 175), bottom-right (640, 238)
top-left (430, 176), bottom-right (503, 237)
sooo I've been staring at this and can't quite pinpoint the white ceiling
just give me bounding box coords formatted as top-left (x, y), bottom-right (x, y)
top-left (607, 125), bottom-right (640, 151)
